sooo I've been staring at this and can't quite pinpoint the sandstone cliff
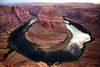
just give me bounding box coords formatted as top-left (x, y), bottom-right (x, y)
top-left (0, 5), bottom-right (33, 61)
top-left (25, 7), bottom-right (71, 52)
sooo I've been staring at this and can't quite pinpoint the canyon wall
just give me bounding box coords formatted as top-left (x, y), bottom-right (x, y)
top-left (0, 5), bottom-right (33, 62)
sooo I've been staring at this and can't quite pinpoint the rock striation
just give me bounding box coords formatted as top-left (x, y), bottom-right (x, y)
top-left (37, 7), bottom-right (66, 32)
top-left (0, 3), bottom-right (100, 67)
top-left (25, 7), bottom-right (71, 52)
top-left (0, 5), bottom-right (33, 61)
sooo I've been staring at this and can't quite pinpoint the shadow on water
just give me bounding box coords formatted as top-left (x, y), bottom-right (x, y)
top-left (12, 31), bottom-right (75, 63)
top-left (63, 18), bottom-right (91, 34)
top-left (10, 19), bottom-right (32, 41)
top-left (15, 34), bottom-right (75, 62)
top-left (7, 17), bottom-right (92, 64)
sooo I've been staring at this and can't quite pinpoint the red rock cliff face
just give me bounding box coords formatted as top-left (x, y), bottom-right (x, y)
top-left (54, 4), bottom-right (100, 24)
top-left (0, 6), bottom-right (33, 26)
top-left (37, 7), bottom-right (66, 32)
top-left (0, 5), bottom-right (33, 62)
top-left (26, 6), bottom-right (42, 16)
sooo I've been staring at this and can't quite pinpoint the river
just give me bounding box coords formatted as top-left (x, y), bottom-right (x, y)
top-left (10, 17), bottom-right (91, 64)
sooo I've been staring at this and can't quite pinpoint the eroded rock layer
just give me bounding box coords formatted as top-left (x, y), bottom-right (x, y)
top-left (25, 7), bottom-right (71, 52)
top-left (37, 7), bottom-right (66, 32)
top-left (0, 3), bottom-right (100, 67)
top-left (0, 5), bottom-right (33, 62)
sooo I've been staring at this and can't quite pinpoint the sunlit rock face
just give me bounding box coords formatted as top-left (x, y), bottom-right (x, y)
top-left (0, 6), bottom-right (33, 61)
top-left (25, 7), bottom-right (72, 52)
top-left (37, 7), bottom-right (66, 32)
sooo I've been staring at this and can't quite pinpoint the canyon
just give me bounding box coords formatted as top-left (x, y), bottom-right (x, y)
top-left (25, 6), bottom-right (71, 52)
top-left (0, 3), bottom-right (100, 67)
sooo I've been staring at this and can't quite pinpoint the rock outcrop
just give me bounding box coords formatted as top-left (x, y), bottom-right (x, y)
top-left (2, 51), bottom-right (49, 67)
top-left (37, 7), bottom-right (66, 32)
top-left (25, 7), bottom-right (72, 52)
top-left (0, 5), bottom-right (33, 61)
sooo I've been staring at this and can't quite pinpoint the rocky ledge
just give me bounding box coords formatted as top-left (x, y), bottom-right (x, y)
top-left (25, 7), bottom-right (72, 52)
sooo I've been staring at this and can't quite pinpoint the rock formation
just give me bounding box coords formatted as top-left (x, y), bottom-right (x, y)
top-left (37, 7), bottom-right (66, 32)
top-left (25, 7), bottom-right (72, 52)
top-left (0, 3), bottom-right (100, 67)
top-left (2, 51), bottom-right (49, 67)
top-left (0, 5), bottom-right (33, 61)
